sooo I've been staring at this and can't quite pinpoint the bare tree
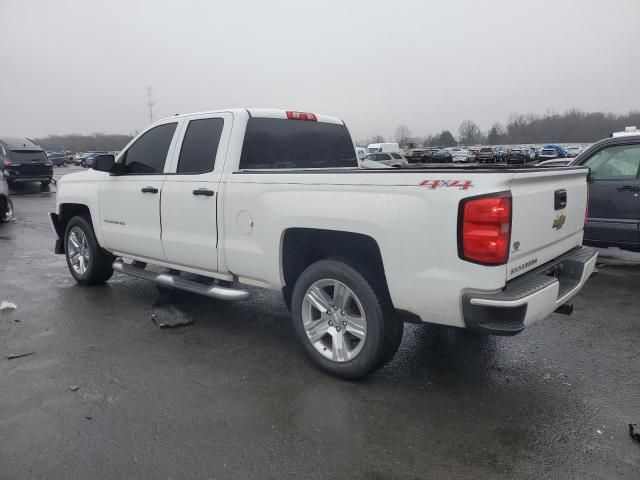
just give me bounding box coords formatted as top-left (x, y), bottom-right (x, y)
top-left (487, 123), bottom-right (506, 145)
top-left (394, 125), bottom-right (411, 145)
top-left (458, 120), bottom-right (484, 145)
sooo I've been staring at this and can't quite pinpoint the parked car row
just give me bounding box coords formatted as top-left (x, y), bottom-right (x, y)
top-left (387, 143), bottom-right (588, 165)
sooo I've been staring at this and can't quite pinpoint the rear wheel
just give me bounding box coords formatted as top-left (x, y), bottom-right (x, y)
top-left (64, 216), bottom-right (114, 284)
top-left (291, 259), bottom-right (403, 379)
top-left (41, 180), bottom-right (51, 188)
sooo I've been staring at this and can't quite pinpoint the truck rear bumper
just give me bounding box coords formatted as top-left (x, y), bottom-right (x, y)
top-left (462, 246), bottom-right (598, 335)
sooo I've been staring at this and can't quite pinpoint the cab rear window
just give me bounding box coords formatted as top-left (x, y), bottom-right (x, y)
top-left (239, 118), bottom-right (357, 169)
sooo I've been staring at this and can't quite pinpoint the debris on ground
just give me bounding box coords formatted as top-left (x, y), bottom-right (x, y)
top-left (0, 301), bottom-right (17, 311)
top-left (630, 424), bottom-right (640, 443)
top-left (69, 385), bottom-right (79, 392)
top-left (84, 415), bottom-right (92, 420)
top-left (151, 304), bottom-right (194, 328)
top-left (7, 351), bottom-right (35, 360)
top-left (150, 288), bottom-right (194, 329)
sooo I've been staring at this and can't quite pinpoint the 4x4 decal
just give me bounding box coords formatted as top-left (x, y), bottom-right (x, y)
top-left (418, 179), bottom-right (474, 190)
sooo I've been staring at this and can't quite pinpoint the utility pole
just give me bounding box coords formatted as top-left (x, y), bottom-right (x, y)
top-left (146, 86), bottom-right (155, 123)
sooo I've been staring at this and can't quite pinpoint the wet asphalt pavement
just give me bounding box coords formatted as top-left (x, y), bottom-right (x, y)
top-left (1, 170), bottom-right (639, 479)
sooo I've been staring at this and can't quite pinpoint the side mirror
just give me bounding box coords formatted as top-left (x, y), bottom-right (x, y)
top-left (93, 154), bottom-right (115, 173)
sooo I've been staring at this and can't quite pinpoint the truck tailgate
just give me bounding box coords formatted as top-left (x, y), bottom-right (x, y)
top-left (507, 167), bottom-right (589, 281)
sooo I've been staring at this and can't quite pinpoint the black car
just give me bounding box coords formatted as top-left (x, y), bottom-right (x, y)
top-left (505, 147), bottom-right (529, 164)
top-left (0, 137), bottom-right (53, 187)
top-left (431, 149), bottom-right (453, 163)
top-left (404, 148), bottom-right (430, 164)
top-left (573, 134), bottom-right (640, 252)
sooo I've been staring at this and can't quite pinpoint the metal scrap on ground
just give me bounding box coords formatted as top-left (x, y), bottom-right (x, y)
top-left (150, 287), bottom-right (195, 329)
top-left (7, 352), bottom-right (35, 360)
top-left (0, 301), bottom-right (17, 311)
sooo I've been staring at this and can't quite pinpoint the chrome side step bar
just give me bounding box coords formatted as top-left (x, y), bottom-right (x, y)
top-left (112, 259), bottom-right (250, 301)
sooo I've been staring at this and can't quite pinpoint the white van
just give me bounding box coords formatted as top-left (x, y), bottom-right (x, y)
top-left (367, 142), bottom-right (401, 154)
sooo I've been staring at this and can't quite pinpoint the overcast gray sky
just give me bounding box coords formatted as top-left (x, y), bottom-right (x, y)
top-left (1, 0), bottom-right (638, 140)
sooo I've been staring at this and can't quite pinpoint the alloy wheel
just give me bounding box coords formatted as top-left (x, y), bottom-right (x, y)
top-left (301, 279), bottom-right (367, 362)
top-left (67, 226), bottom-right (90, 275)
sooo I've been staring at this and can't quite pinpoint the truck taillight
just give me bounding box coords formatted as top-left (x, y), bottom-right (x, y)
top-left (286, 111), bottom-right (317, 121)
top-left (458, 193), bottom-right (512, 265)
top-left (3, 160), bottom-right (14, 167)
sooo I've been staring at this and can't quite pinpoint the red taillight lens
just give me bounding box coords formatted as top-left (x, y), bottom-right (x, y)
top-left (459, 193), bottom-right (512, 265)
top-left (3, 160), bottom-right (14, 167)
top-left (286, 111), bottom-right (317, 121)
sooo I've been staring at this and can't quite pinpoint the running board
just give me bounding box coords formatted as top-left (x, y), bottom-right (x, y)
top-left (112, 259), bottom-right (250, 301)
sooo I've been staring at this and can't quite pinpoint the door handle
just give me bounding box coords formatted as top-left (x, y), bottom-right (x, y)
top-left (193, 188), bottom-right (214, 196)
top-left (617, 185), bottom-right (640, 192)
top-left (141, 186), bottom-right (159, 194)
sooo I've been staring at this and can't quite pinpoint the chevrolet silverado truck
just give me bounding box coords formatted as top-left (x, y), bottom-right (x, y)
top-left (50, 108), bottom-right (597, 379)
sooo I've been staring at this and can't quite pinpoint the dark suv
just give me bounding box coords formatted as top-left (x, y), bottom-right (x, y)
top-left (574, 135), bottom-right (640, 251)
top-left (0, 137), bottom-right (53, 187)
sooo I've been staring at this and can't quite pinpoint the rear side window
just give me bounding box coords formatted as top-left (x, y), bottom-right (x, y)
top-left (391, 153), bottom-right (403, 159)
top-left (177, 118), bottom-right (224, 174)
top-left (122, 123), bottom-right (177, 174)
top-left (239, 118), bottom-right (357, 169)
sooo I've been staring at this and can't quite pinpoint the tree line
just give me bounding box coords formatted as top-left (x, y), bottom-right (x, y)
top-left (33, 133), bottom-right (134, 152)
top-left (357, 109), bottom-right (640, 147)
top-left (32, 108), bottom-right (640, 151)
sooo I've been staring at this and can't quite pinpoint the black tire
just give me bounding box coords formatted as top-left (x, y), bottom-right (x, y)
top-left (64, 215), bottom-right (114, 285)
top-left (291, 259), bottom-right (403, 379)
top-left (41, 180), bottom-right (51, 188)
top-left (62, 161), bottom-right (68, 167)
top-left (0, 196), bottom-right (12, 222)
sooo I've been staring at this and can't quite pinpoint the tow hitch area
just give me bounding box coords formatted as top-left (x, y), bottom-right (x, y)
top-left (554, 303), bottom-right (574, 315)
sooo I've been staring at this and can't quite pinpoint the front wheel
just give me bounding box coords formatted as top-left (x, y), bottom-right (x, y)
top-left (291, 259), bottom-right (403, 379)
top-left (64, 216), bottom-right (114, 284)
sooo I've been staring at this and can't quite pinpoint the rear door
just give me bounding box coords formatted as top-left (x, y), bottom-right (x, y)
top-left (161, 112), bottom-right (232, 272)
top-left (99, 121), bottom-right (179, 261)
top-left (506, 167), bottom-right (590, 280)
top-left (579, 143), bottom-right (640, 246)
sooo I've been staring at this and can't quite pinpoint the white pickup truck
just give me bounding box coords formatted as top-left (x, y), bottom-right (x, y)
top-left (50, 108), bottom-right (597, 379)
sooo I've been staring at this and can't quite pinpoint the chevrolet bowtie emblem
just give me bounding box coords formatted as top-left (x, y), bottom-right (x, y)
top-left (552, 214), bottom-right (566, 230)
